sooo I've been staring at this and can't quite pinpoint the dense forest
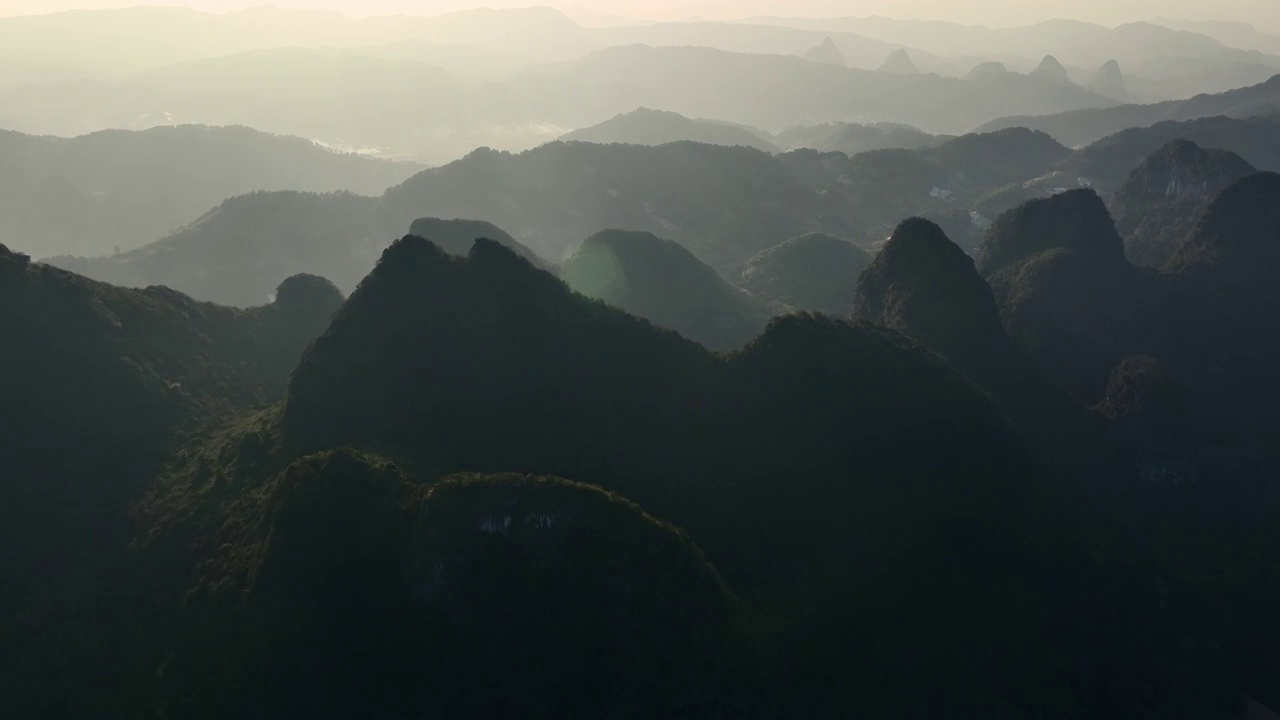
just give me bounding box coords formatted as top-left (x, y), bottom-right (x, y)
top-left (5, 4), bottom-right (1280, 719)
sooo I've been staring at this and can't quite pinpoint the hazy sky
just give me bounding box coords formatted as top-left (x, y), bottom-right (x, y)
top-left (1, 0), bottom-right (1278, 31)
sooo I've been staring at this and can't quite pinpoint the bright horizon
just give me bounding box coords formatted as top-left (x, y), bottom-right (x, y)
top-left (1, 0), bottom-right (1279, 32)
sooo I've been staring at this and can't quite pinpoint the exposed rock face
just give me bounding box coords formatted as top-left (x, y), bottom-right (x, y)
top-left (802, 37), bottom-right (845, 66)
top-left (1087, 59), bottom-right (1128, 99)
top-left (878, 49), bottom-right (920, 74)
top-left (1112, 140), bottom-right (1256, 269)
top-left (1030, 55), bottom-right (1072, 84)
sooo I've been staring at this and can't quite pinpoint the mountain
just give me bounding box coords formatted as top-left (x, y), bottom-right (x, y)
top-left (52, 133), bottom-right (1085, 308)
top-left (560, 230), bottom-right (769, 350)
top-left (51, 191), bottom-right (383, 307)
top-left (1096, 355), bottom-right (1198, 483)
top-left (979, 189), bottom-right (1149, 400)
top-left (977, 74), bottom-right (1280, 147)
top-left (853, 218), bottom-right (1100, 462)
top-left (407, 217), bottom-right (548, 270)
top-left (10, 232), bottom-right (1272, 716)
top-left (494, 44), bottom-right (1117, 137)
top-left (558, 108), bottom-right (778, 152)
top-left (1154, 18), bottom-right (1280, 56)
top-left (801, 36), bottom-right (845, 65)
top-left (738, 232), bottom-right (871, 315)
top-left (0, 244), bottom-right (342, 708)
top-left (747, 14), bottom-right (1280, 98)
top-left (776, 121), bottom-right (946, 154)
top-left (0, 39), bottom-right (1116, 161)
top-left (877, 49), bottom-right (919, 74)
top-left (1112, 140), bottom-right (1256, 268)
top-left (965, 61), bottom-right (1010, 81)
top-left (1167, 171), bottom-right (1280, 285)
top-left (1030, 55), bottom-right (1072, 84)
top-left (1059, 115), bottom-right (1280, 192)
top-left (923, 127), bottom-right (1072, 188)
top-left (1087, 59), bottom-right (1128, 100)
top-left (0, 125), bottom-right (419, 259)
top-left (139, 454), bottom-right (760, 719)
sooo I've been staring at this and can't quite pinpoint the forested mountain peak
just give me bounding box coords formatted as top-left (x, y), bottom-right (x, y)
top-left (1113, 140), bottom-right (1256, 268)
top-left (977, 188), bottom-right (1125, 277)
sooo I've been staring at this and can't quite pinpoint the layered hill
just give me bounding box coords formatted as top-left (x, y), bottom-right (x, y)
top-left (9, 233), bottom-right (1266, 716)
top-left (978, 73), bottom-right (1280, 147)
top-left (776, 121), bottom-right (946, 154)
top-left (1112, 140), bottom-right (1256, 268)
top-left (0, 125), bottom-right (419, 258)
top-left (51, 133), bottom-right (1082, 307)
top-left (738, 232), bottom-right (871, 316)
top-left (560, 230), bottom-right (768, 351)
top-left (558, 108), bottom-right (777, 152)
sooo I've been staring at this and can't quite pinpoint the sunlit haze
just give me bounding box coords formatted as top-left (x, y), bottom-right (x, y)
top-left (1, 0), bottom-right (1279, 29)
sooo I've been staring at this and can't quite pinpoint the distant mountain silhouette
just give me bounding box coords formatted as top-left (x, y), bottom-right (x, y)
top-left (877, 48), bottom-right (919, 74)
top-left (978, 74), bottom-right (1280, 147)
top-left (0, 125), bottom-right (419, 259)
top-left (1030, 55), bottom-right (1072, 84)
top-left (964, 61), bottom-right (1010, 81)
top-left (777, 121), bottom-right (946, 154)
top-left (738, 232), bottom-right (871, 315)
top-left (1087, 59), bottom-right (1128, 100)
top-left (408, 217), bottom-right (549, 270)
top-left (559, 108), bottom-right (777, 152)
top-left (801, 36), bottom-right (845, 65)
top-left (560, 230), bottom-right (768, 350)
top-left (1112, 140), bottom-right (1256, 268)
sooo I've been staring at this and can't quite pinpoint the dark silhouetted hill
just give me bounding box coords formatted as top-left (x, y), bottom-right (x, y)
top-left (560, 230), bottom-right (768, 350)
top-left (0, 125), bottom-right (419, 259)
top-left (1112, 140), bottom-right (1256, 268)
top-left (738, 232), bottom-right (870, 315)
top-left (854, 218), bottom-right (1101, 462)
top-left (135, 449), bottom-right (760, 718)
top-left (558, 107), bottom-right (778, 152)
top-left (979, 189), bottom-right (1149, 400)
top-left (0, 245), bottom-right (341, 708)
